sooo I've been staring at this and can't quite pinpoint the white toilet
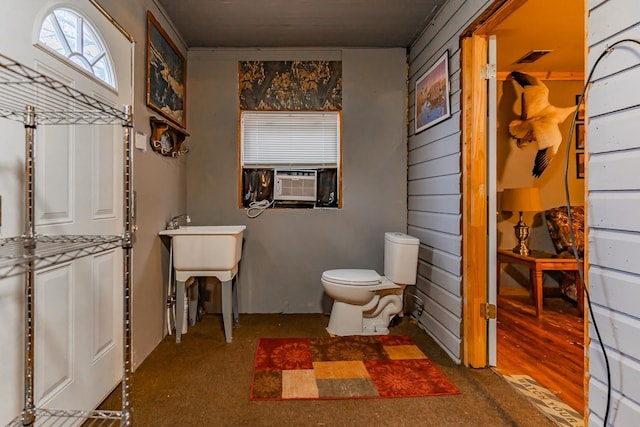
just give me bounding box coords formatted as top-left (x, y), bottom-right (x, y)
top-left (321, 232), bottom-right (420, 336)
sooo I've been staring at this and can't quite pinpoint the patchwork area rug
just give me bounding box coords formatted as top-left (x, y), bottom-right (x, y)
top-left (503, 375), bottom-right (584, 427)
top-left (250, 335), bottom-right (460, 400)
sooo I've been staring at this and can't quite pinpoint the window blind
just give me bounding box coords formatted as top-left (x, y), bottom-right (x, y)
top-left (241, 111), bottom-right (340, 167)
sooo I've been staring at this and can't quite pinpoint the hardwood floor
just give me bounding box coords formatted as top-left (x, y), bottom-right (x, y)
top-left (496, 291), bottom-right (585, 414)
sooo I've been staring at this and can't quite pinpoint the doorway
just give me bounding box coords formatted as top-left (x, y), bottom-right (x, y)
top-left (460, 0), bottom-right (586, 415)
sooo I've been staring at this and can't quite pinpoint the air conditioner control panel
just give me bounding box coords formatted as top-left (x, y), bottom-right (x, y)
top-left (274, 169), bottom-right (317, 202)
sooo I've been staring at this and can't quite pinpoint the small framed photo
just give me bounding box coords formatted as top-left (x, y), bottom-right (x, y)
top-left (575, 94), bottom-right (585, 120)
top-left (576, 152), bottom-right (585, 179)
top-left (575, 122), bottom-right (585, 149)
top-left (415, 50), bottom-right (451, 133)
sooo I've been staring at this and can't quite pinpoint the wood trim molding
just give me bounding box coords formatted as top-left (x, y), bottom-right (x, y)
top-left (461, 34), bottom-right (489, 368)
top-left (460, 0), bottom-right (532, 369)
top-left (462, 0), bottom-right (527, 37)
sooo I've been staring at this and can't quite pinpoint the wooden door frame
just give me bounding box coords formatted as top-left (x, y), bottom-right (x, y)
top-left (460, 0), bottom-right (526, 368)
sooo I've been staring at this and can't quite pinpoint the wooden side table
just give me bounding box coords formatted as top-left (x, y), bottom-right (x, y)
top-left (497, 249), bottom-right (584, 317)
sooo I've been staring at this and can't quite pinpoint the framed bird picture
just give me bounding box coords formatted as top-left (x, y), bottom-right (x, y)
top-left (415, 50), bottom-right (451, 133)
top-left (575, 123), bottom-right (585, 149)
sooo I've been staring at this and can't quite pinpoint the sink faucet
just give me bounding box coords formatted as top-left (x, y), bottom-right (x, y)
top-left (166, 214), bottom-right (191, 230)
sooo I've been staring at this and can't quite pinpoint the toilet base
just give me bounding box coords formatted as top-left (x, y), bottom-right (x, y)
top-left (327, 301), bottom-right (370, 336)
top-left (326, 292), bottom-right (403, 336)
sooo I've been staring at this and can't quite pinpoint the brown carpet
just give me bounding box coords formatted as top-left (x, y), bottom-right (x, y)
top-left (251, 335), bottom-right (460, 400)
top-left (97, 314), bottom-right (557, 426)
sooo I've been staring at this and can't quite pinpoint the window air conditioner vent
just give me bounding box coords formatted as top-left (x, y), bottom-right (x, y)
top-left (274, 169), bottom-right (317, 202)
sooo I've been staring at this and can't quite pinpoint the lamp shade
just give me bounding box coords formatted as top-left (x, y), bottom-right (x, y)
top-left (501, 187), bottom-right (542, 212)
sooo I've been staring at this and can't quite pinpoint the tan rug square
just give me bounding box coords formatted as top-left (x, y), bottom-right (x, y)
top-left (313, 361), bottom-right (370, 379)
top-left (384, 344), bottom-right (427, 360)
top-left (282, 369), bottom-right (319, 399)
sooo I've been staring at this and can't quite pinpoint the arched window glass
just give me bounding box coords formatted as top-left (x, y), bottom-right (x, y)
top-left (38, 8), bottom-right (115, 87)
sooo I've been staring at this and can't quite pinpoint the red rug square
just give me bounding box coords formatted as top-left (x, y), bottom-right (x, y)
top-left (254, 338), bottom-right (313, 370)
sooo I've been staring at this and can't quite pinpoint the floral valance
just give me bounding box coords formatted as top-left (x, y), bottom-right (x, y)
top-left (239, 61), bottom-right (342, 111)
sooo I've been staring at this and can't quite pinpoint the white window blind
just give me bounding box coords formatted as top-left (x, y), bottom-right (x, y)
top-left (241, 111), bottom-right (340, 167)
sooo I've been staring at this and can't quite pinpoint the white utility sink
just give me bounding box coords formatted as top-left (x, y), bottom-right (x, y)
top-left (159, 225), bottom-right (246, 344)
top-left (159, 225), bottom-right (246, 271)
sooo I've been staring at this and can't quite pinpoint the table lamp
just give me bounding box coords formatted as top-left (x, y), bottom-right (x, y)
top-left (501, 187), bottom-right (543, 256)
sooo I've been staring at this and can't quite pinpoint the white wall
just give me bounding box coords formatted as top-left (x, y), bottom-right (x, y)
top-left (585, 0), bottom-right (640, 424)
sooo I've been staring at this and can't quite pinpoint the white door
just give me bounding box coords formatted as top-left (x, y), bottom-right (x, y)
top-left (0, 0), bottom-right (132, 417)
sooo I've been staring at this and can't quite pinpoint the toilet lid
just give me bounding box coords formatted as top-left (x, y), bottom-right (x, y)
top-left (322, 269), bottom-right (381, 286)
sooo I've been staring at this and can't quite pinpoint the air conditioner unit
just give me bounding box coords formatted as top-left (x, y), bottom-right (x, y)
top-left (274, 169), bottom-right (317, 202)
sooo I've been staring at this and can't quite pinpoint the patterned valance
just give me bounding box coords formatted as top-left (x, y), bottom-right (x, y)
top-left (239, 61), bottom-right (342, 111)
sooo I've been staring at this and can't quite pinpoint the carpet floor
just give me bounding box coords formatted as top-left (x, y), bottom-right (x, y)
top-left (98, 313), bottom-right (558, 426)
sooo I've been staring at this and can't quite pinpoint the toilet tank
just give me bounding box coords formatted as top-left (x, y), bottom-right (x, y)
top-left (384, 232), bottom-right (420, 285)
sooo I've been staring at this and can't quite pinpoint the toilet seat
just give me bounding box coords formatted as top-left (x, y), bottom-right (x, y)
top-left (322, 269), bottom-right (381, 286)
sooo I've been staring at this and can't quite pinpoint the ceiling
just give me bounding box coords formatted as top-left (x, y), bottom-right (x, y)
top-left (158, 0), bottom-right (584, 74)
top-left (492, 0), bottom-right (584, 75)
top-left (157, 0), bottom-right (448, 48)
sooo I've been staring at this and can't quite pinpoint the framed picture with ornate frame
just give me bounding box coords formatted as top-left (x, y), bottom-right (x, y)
top-left (146, 11), bottom-right (187, 128)
top-left (415, 50), bottom-right (451, 133)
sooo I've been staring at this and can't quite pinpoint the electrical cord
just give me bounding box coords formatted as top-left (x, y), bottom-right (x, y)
top-left (246, 199), bottom-right (274, 218)
top-left (561, 38), bottom-right (640, 426)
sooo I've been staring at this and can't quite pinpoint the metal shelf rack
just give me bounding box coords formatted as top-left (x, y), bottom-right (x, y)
top-left (0, 53), bottom-right (133, 426)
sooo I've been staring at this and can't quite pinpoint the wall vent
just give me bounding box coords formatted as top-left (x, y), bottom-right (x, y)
top-left (513, 50), bottom-right (553, 64)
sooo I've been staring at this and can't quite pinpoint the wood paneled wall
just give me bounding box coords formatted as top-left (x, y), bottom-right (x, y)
top-left (407, 0), bottom-right (495, 363)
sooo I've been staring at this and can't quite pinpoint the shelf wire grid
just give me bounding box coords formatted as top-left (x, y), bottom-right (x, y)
top-left (0, 235), bottom-right (123, 280)
top-left (6, 408), bottom-right (129, 426)
top-left (0, 53), bottom-right (128, 125)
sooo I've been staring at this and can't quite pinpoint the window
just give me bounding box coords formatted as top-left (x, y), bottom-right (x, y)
top-left (38, 8), bottom-right (115, 87)
top-left (240, 111), bottom-right (340, 208)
